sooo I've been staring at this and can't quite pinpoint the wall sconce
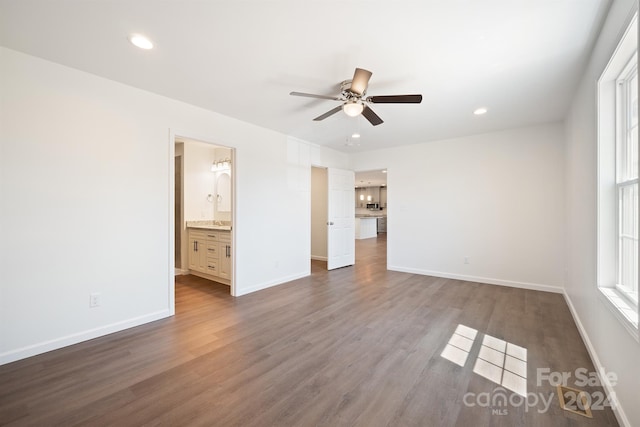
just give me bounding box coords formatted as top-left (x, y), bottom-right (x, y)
top-left (211, 158), bottom-right (232, 172)
top-left (367, 195), bottom-right (372, 202)
top-left (359, 194), bottom-right (364, 201)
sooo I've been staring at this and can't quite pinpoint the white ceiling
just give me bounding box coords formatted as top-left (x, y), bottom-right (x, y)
top-left (0, 0), bottom-right (610, 152)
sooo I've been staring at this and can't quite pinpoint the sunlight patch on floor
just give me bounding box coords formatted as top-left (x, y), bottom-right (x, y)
top-left (441, 325), bottom-right (528, 397)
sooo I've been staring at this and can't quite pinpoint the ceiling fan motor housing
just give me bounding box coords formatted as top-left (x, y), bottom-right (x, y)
top-left (340, 80), bottom-right (363, 100)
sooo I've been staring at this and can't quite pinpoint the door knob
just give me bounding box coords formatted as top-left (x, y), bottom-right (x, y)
top-left (327, 221), bottom-right (334, 225)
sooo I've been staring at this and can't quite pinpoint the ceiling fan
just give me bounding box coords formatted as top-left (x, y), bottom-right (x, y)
top-left (290, 67), bottom-right (422, 126)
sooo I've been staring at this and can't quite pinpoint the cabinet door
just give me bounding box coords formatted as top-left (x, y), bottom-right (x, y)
top-left (371, 186), bottom-right (380, 203)
top-left (188, 237), bottom-right (207, 273)
top-left (188, 238), bottom-right (199, 271)
top-left (355, 188), bottom-right (364, 207)
top-left (219, 243), bottom-right (232, 280)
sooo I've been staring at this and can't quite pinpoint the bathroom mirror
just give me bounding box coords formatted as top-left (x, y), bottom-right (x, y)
top-left (216, 172), bottom-right (231, 212)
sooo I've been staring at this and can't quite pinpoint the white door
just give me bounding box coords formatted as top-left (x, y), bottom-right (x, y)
top-left (327, 168), bottom-right (355, 270)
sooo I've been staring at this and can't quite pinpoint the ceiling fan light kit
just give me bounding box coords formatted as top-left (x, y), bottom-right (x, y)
top-left (290, 67), bottom-right (422, 126)
top-left (343, 101), bottom-right (364, 117)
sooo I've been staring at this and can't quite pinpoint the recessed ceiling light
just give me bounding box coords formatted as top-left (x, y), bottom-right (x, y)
top-left (473, 107), bottom-right (488, 115)
top-left (128, 34), bottom-right (153, 50)
top-left (352, 133), bottom-right (361, 139)
top-left (381, 170), bottom-right (387, 173)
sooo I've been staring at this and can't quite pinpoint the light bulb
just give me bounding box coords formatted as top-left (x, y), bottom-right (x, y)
top-left (343, 101), bottom-right (364, 117)
top-left (128, 34), bottom-right (153, 50)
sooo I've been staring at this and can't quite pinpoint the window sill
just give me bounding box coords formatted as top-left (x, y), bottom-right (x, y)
top-left (598, 287), bottom-right (639, 342)
top-left (615, 284), bottom-right (638, 305)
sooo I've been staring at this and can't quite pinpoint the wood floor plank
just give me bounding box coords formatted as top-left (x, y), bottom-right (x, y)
top-left (0, 234), bottom-right (619, 426)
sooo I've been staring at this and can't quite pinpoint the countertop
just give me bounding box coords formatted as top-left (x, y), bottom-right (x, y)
top-left (355, 215), bottom-right (386, 219)
top-left (186, 220), bottom-right (232, 231)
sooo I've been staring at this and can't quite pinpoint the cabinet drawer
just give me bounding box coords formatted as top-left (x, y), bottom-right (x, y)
top-left (206, 243), bottom-right (219, 257)
top-left (205, 260), bottom-right (219, 273)
top-left (189, 230), bottom-right (208, 241)
top-left (218, 232), bottom-right (231, 243)
top-left (204, 232), bottom-right (221, 241)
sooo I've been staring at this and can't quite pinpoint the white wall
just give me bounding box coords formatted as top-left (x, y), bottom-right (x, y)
top-left (564, 0), bottom-right (640, 425)
top-left (352, 123), bottom-right (566, 292)
top-left (0, 47), bottom-right (347, 364)
top-left (311, 167), bottom-right (328, 260)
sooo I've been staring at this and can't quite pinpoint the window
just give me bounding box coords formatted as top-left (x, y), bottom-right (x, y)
top-left (616, 55), bottom-right (638, 304)
top-left (597, 12), bottom-right (639, 337)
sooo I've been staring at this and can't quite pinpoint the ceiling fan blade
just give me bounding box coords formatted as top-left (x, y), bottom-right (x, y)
top-left (362, 106), bottom-right (384, 126)
top-left (290, 91), bottom-right (342, 101)
top-left (313, 105), bottom-right (343, 121)
top-left (366, 94), bottom-right (423, 104)
top-left (350, 68), bottom-right (372, 95)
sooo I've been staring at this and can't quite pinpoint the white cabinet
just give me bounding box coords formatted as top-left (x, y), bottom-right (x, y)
top-left (355, 217), bottom-right (378, 239)
top-left (368, 187), bottom-right (380, 203)
top-left (355, 187), bottom-right (382, 205)
top-left (188, 228), bottom-right (232, 285)
top-left (380, 186), bottom-right (387, 207)
top-left (355, 188), bottom-right (366, 207)
top-left (188, 230), bottom-right (208, 273)
top-left (218, 232), bottom-right (232, 280)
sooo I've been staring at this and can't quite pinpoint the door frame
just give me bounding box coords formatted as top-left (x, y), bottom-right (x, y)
top-left (168, 128), bottom-right (237, 308)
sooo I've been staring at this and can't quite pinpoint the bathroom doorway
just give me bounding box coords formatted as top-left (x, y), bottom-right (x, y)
top-left (173, 135), bottom-right (235, 295)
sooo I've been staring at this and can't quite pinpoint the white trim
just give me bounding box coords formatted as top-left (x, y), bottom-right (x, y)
top-left (388, 265), bottom-right (563, 294)
top-left (616, 283), bottom-right (639, 305)
top-left (597, 288), bottom-right (640, 341)
top-left (234, 271), bottom-right (310, 297)
top-left (563, 291), bottom-right (632, 427)
top-left (311, 255), bottom-right (328, 261)
top-left (0, 309), bottom-right (172, 366)
top-left (174, 268), bottom-right (189, 276)
top-left (168, 129), bottom-right (176, 315)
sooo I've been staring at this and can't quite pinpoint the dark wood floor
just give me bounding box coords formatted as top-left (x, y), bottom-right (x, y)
top-left (0, 234), bottom-right (618, 426)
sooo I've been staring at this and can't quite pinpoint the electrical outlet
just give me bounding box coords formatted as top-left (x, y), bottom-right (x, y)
top-left (89, 293), bottom-right (101, 308)
top-left (464, 257), bottom-right (470, 264)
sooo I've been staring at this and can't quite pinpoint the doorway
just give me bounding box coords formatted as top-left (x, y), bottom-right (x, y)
top-left (310, 166), bottom-right (356, 270)
top-left (173, 135), bottom-right (235, 296)
top-left (354, 168), bottom-right (388, 261)
top-left (175, 155), bottom-right (183, 271)
top-left (310, 167), bottom-right (328, 267)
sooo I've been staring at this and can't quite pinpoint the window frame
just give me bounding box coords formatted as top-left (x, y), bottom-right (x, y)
top-left (597, 11), bottom-right (639, 340)
top-left (616, 55), bottom-right (639, 305)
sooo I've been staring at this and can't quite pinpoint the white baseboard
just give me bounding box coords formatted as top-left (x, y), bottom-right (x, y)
top-left (311, 255), bottom-right (328, 261)
top-left (234, 271), bottom-right (310, 297)
top-left (388, 265), bottom-right (563, 294)
top-left (563, 291), bottom-right (630, 427)
top-left (174, 268), bottom-right (189, 275)
top-left (0, 309), bottom-right (172, 366)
